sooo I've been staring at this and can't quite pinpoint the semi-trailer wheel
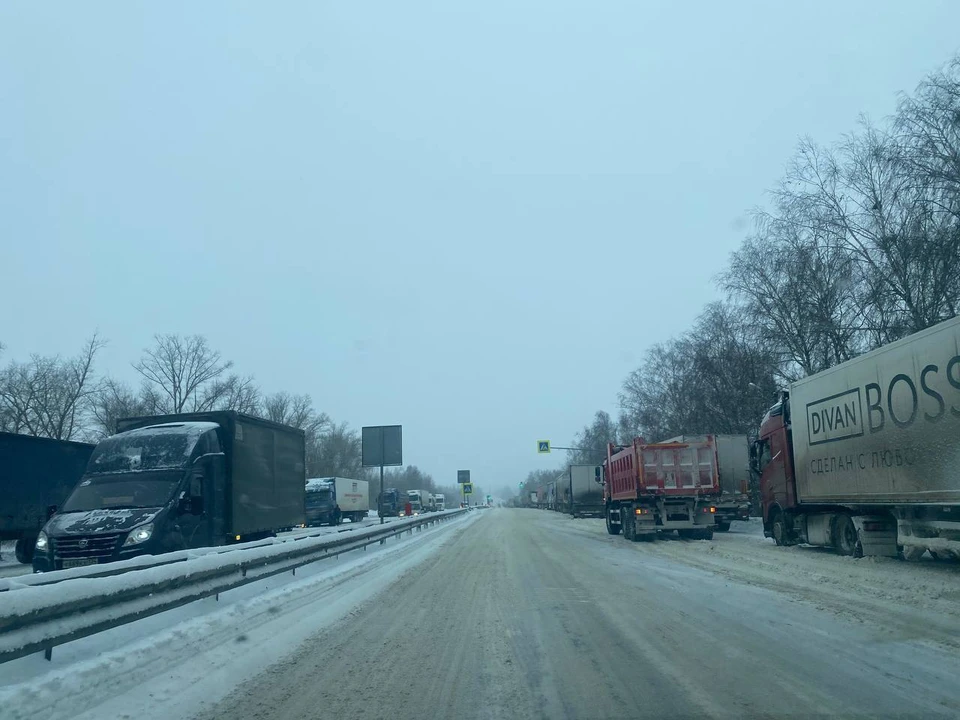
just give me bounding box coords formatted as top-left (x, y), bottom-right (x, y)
top-left (677, 529), bottom-right (694, 540)
top-left (715, 522), bottom-right (731, 532)
top-left (605, 509), bottom-right (621, 535)
top-left (699, 528), bottom-right (714, 541)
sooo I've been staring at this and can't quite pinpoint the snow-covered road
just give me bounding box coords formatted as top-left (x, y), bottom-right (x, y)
top-left (196, 509), bottom-right (960, 720)
top-left (0, 511), bottom-right (479, 720)
top-left (5, 508), bottom-right (960, 719)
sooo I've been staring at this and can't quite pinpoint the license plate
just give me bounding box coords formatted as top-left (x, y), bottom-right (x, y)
top-left (61, 558), bottom-right (97, 569)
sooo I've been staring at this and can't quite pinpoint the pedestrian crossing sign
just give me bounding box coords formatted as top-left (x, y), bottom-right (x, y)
top-left (537, 440), bottom-right (550, 454)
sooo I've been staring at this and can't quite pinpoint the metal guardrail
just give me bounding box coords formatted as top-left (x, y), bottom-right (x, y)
top-left (0, 513), bottom-right (416, 593)
top-left (0, 509), bottom-right (468, 664)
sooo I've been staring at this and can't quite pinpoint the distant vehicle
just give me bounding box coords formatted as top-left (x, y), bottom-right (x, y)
top-left (755, 315), bottom-right (960, 559)
top-left (379, 487), bottom-right (406, 517)
top-left (434, 493), bottom-right (446, 511)
top-left (305, 477), bottom-right (370, 526)
top-left (0, 432), bottom-right (95, 564)
top-left (555, 465), bottom-right (604, 518)
top-left (407, 489), bottom-right (424, 515)
top-left (32, 411), bottom-right (306, 572)
top-left (603, 436), bottom-right (721, 541)
top-left (661, 436), bottom-right (751, 531)
top-left (423, 493), bottom-right (436, 512)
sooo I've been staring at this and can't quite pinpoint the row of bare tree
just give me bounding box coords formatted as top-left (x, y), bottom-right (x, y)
top-left (0, 333), bottom-right (364, 479)
top-left (552, 55), bottom-right (960, 473)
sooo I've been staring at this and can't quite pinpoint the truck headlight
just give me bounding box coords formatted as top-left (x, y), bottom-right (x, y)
top-left (35, 531), bottom-right (49, 551)
top-left (123, 523), bottom-right (154, 547)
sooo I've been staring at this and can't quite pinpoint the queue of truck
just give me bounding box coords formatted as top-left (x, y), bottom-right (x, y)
top-left (0, 410), bottom-right (391, 571)
top-left (4, 316), bottom-right (957, 570)
top-left (528, 314), bottom-right (960, 561)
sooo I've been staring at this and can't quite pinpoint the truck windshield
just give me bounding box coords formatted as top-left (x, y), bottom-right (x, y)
top-left (61, 471), bottom-right (181, 512)
top-left (306, 489), bottom-right (333, 507)
top-left (89, 431), bottom-right (196, 472)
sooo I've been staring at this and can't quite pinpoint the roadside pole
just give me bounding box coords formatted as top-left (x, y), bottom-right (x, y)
top-left (380, 464), bottom-right (384, 525)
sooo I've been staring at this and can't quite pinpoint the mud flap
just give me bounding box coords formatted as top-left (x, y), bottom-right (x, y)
top-left (854, 516), bottom-right (898, 557)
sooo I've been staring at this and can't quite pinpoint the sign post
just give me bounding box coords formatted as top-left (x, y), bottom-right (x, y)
top-left (362, 425), bottom-right (403, 524)
top-left (457, 470), bottom-right (470, 507)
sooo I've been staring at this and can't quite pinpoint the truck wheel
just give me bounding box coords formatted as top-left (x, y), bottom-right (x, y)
top-left (677, 529), bottom-right (694, 540)
top-left (699, 528), bottom-right (714, 541)
top-left (605, 510), bottom-right (621, 536)
top-left (15, 535), bottom-right (35, 564)
top-left (620, 508), bottom-right (634, 541)
top-left (715, 522), bottom-right (731, 532)
top-left (771, 511), bottom-right (791, 546)
top-left (834, 515), bottom-right (859, 557)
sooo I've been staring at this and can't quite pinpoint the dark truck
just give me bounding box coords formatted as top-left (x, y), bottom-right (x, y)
top-left (379, 487), bottom-right (406, 517)
top-left (0, 432), bottom-right (95, 564)
top-left (32, 411), bottom-right (305, 572)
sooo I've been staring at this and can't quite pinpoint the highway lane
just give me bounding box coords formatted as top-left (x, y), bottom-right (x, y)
top-left (195, 508), bottom-right (960, 720)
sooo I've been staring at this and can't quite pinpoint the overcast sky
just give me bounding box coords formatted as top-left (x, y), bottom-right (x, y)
top-left (2, 2), bottom-right (959, 494)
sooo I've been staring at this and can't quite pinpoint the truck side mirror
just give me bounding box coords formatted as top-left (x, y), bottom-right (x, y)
top-left (186, 472), bottom-right (204, 515)
top-left (46, 504), bottom-right (58, 519)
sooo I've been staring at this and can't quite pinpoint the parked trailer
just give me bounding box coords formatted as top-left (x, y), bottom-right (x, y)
top-left (0, 433), bottom-right (95, 564)
top-left (32, 411), bottom-right (306, 571)
top-left (663, 435), bottom-right (751, 531)
top-left (755, 314), bottom-right (960, 559)
top-left (603, 436), bottom-right (721, 541)
top-left (554, 464), bottom-right (604, 517)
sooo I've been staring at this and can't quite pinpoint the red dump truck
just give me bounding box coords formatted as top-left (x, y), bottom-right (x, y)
top-left (603, 436), bottom-right (722, 541)
top-left (755, 314), bottom-right (960, 558)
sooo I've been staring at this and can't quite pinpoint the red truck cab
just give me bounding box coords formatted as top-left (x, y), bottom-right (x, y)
top-left (754, 392), bottom-right (799, 543)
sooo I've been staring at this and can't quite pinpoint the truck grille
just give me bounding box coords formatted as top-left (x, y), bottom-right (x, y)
top-left (53, 533), bottom-right (121, 561)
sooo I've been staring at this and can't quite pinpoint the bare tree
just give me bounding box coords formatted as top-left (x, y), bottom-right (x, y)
top-left (133, 334), bottom-right (233, 414)
top-left (309, 422), bottom-right (363, 479)
top-left (262, 391), bottom-right (329, 436)
top-left (201, 374), bottom-right (261, 414)
top-left (778, 128), bottom-right (959, 340)
top-left (0, 333), bottom-right (105, 440)
top-left (569, 411), bottom-right (618, 465)
top-left (88, 378), bottom-right (160, 439)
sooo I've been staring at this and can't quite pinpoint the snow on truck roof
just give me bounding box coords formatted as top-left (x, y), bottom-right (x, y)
top-left (114, 421), bottom-right (220, 438)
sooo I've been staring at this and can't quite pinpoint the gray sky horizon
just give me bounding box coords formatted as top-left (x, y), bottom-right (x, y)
top-left (3, 2), bottom-right (960, 494)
